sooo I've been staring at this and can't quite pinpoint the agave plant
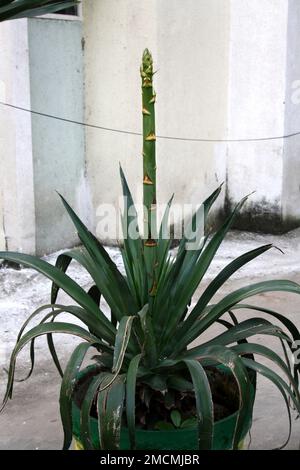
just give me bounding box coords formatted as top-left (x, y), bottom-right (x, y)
top-left (0, 0), bottom-right (79, 22)
top-left (1, 49), bottom-right (300, 450)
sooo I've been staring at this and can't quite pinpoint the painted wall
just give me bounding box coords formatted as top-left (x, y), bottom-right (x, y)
top-left (0, 17), bottom-right (89, 256)
top-left (0, 190), bottom-right (4, 251)
top-left (2, 1), bottom-right (300, 257)
top-left (0, 19), bottom-right (36, 254)
top-left (83, 0), bottom-right (230, 241)
top-left (226, 0), bottom-right (288, 232)
top-left (282, 0), bottom-right (300, 229)
top-left (28, 17), bottom-right (90, 255)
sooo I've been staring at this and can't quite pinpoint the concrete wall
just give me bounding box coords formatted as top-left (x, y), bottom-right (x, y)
top-left (0, 190), bottom-right (4, 251)
top-left (282, 0), bottom-right (300, 229)
top-left (0, 16), bottom-right (88, 255)
top-left (83, 0), bottom-right (230, 241)
top-left (226, 0), bottom-right (288, 232)
top-left (0, 19), bottom-right (36, 253)
top-left (2, 1), bottom-right (300, 256)
top-left (28, 17), bottom-right (90, 254)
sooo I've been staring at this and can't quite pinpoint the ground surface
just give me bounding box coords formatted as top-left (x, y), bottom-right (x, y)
top-left (1, 229), bottom-right (300, 450)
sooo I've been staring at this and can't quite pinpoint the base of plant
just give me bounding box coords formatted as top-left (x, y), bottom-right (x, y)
top-left (71, 366), bottom-right (256, 450)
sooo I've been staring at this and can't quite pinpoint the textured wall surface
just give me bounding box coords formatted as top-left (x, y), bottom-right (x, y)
top-left (282, 0), bottom-right (300, 229)
top-left (0, 19), bottom-right (36, 253)
top-left (28, 17), bottom-right (91, 255)
top-left (226, 0), bottom-right (288, 232)
top-left (2, 1), bottom-right (300, 256)
top-left (83, 0), bottom-right (230, 241)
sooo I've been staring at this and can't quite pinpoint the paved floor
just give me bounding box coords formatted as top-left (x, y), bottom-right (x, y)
top-left (1, 230), bottom-right (300, 450)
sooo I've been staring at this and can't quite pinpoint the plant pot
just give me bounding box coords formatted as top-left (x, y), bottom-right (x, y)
top-left (71, 366), bottom-right (256, 450)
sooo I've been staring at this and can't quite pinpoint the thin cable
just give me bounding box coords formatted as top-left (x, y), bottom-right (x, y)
top-left (1, 100), bottom-right (300, 143)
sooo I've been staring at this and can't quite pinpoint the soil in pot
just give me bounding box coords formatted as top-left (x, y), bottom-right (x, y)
top-left (73, 364), bottom-right (240, 429)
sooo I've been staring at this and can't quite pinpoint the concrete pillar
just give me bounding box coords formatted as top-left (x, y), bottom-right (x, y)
top-left (0, 16), bottom-right (89, 255)
top-left (27, 17), bottom-right (89, 255)
top-left (0, 19), bottom-right (36, 254)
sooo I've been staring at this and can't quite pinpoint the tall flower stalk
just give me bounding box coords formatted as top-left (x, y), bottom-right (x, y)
top-left (141, 49), bottom-right (158, 297)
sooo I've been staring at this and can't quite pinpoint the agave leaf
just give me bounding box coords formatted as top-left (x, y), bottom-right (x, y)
top-left (60, 342), bottom-right (94, 450)
top-left (159, 196), bottom-right (249, 348)
top-left (51, 252), bottom-right (114, 338)
top-left (216, 318), bottom-right (235, 330)
top-left (184, 319), bottom-right (292, 371)
top-left (119, 165), bottom-right (146, 291)
top-left (151, 184), bottom-right (224, 323)
top-left (0, 252), bottom-right (116, 343)
top-left (10, 302), bottom-right (112, 387)
top-left (51, 249), bottom-right (99, 305)
top-left (59, 194), bottom-right (138, 320)
top-left (12, 338), bottom-right (36, 386)
top-left (183, 280), bottom-right (300, 349)
top-left (183, 359), bottom-right (213, 450)
top-left (180, 345), bottom-right (251, 449)
top-left (16, 304), bottom-right (57, 342)
top-left (156, 194), bottom-right (174, 277)
top-left (1, 322), bottom-right (103, 412)
top-left (153, 248), bottom-right (186, 321)
top-left (14, 302), bottom-right (107, 380)
top-left (98, 374), bottom-right (125, 450)
top-left (231, 303), bottom-right (300, 380)
top-left (47, 318), bottom-right (64, 377)
top-left (126, 354), bottom-right (142, 449)
top-left (20, 303), bottom-right (113, 348)
top-left (232, 342), bottom-right (300, 402)
top-left (0, 0), bottom-right (79, 22)
top-left (13, 2), bottom-right (77, 18)
top-left (175, 194), bottom-right (248, 302)
top-left (112, 316), bottom-right (137, 374)
top-left (231, 304), bottom-right (300, 343)
top-left (92, 353), bottom-right (113, 369)
top-left (202, 318), bottom-right (291, 348)
top-left (87, 285), bottom-right (101, 307)
top-left (89, 316), bottom-right (139, 397)
top-left (177, 183), bottom-right (223, 257)
top-left (241, 357), bottom-right (297, 449)
top-left (171, 244), bottom-right (273, 352)
top-left (14, 304), bottom-right (64, 381)
top-left (138, 304), bottom-right (157, 366)
top-left (81, 372), bottom-right (106, 449)
top-left (167, 375), bottom-right (194, 392)
top-left (141, 374), bottom-right (168, 392)
top-left (157, 184), bottom-right (224, 311)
